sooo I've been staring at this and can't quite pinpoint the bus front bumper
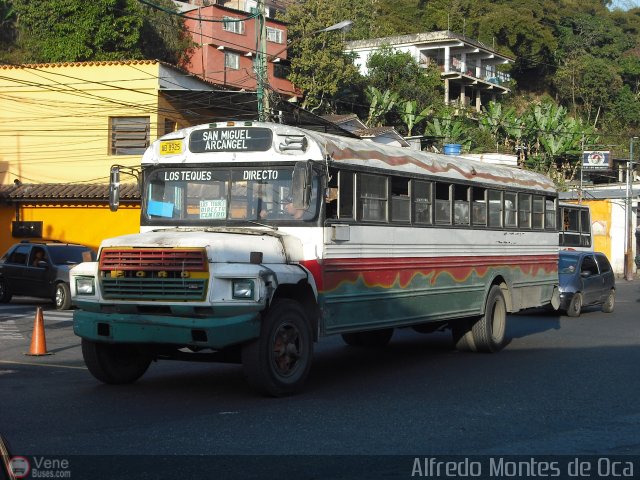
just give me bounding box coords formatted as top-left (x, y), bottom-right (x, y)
top-left (73, 309), bottom-right (262, 349)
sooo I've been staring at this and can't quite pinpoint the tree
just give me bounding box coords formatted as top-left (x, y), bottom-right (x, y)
top-left (554, 55), bottom-right (623, 126)
top-left (10, 0), bottom-right (192, 64)
top-left (280, 0), bottom-right (362, 113)
top-left (365, 87), bottom-right (399, 127)
top-left (365, 47), bottom-right (442, 112)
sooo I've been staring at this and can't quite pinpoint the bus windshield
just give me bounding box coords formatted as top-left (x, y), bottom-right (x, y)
top-left (143, 166), bottom-right (318, 223)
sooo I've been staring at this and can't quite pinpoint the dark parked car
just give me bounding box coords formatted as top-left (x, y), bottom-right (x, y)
top-left (558, 250), bottom-right (615, 317)
top-left (0, 240), bottom-right (96, 310)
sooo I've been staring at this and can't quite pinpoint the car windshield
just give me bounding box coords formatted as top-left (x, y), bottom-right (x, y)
top-left (47, 246), bottom-right (96, 265)
top-left (559, 255), bottom-right (579, 274)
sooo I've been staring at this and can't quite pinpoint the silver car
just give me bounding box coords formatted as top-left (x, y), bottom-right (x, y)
top-left (558, 250), bottom-right (616, 317)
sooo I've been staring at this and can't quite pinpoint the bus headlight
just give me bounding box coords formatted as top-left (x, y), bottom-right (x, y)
top-left (75, 277), bottom-right (95, 295)
top-left (232, 279), bottom-right (254, 299)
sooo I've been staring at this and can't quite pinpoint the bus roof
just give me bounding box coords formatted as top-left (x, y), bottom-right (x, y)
top-left (144, 121), bottom-right (556, 193)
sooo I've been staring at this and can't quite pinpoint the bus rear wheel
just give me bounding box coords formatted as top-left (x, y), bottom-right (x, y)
top-left (81, 339), bottom-right (152, 384)
top-left (242, 299), bottom-right (313, 397)
top-left (471, 285), bottom-right (507, 353)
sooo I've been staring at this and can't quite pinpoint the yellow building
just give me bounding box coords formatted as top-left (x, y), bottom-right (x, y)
top-left (0, 60), bottom-right (220, 253)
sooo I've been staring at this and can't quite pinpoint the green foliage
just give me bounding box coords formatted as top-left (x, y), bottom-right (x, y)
top-left (424, 109), bottom-right (473, 151)
top-left (365, 86), bottom-right (399, 127)
top-left (281, 0), bottom-right (362, 113)
top-left (400, 100), bottom-right (431, 137)
top-left (9, 0), bottom-right (191, 64)
top-left (0, 0), bottom-right (16, 44)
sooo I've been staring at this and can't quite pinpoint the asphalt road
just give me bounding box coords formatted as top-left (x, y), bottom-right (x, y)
top-left (1, 283), bottom-right (639, 479)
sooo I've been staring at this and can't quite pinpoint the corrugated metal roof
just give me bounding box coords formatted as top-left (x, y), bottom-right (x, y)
top-left (0, 59), bottom-right (160, 70)
top-left (0, 183), bottom-right (140, 202)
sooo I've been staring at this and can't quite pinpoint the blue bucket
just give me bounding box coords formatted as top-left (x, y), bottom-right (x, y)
top-left (443, 143), bottom-right (462, 155)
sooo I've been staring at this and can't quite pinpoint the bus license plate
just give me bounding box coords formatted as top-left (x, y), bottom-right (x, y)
top-left (159, 140), bottom-right (183, 155)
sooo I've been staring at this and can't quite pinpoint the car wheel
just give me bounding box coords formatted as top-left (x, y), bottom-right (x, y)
top-left (81, 339), bottom-right (152, 384)
top-left (451, 318), bottom-right (478, 352)
top-left (602, 289), bottom-right (615, 313)
top-left (54, 282), bottom-right (72, 310)
top-left (0, 279), bottom-right (12, 303)
top-left (242, 299), bottom-right (313, 397)
top-left (566, 292), bottom-right (582, 317)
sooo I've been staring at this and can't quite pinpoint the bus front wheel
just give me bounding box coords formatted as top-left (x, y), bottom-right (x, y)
top-left (81, 339), bottom-right (152, 384)
top-left (242, 299), bottom-right (313, 397)
top-left (471, 285), bottom-right (507, 353)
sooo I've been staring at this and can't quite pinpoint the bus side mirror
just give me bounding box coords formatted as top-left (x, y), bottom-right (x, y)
top-left (292, 161), bottom-right (312, 210)
top-left (109, 166), bottom-right (120, 212)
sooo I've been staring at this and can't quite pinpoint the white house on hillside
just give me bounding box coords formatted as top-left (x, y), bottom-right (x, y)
top-left (345, 31), bottom-right (514, 112)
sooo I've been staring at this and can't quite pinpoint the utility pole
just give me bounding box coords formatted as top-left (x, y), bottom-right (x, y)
top-left (256, 0), bottom-right (268, 122)
top-left (625, 137), bottom-right (637, 281)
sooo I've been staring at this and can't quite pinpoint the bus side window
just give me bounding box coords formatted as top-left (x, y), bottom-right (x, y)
top-left (472, 187), bottom-right (487, 226)
top-left (453, 185), bottom-right (470, 225)
top-left (545, 197), bottom-right (556, 229)
top-left (435, 182), bottom-right (451, 224)
top-left (532, 195), bottom-right (544, 229)
top-left (391, 176), bottom-right (410, 223)
top-left (412, 180), bottom-right (432, 225)
top-left (338, 171), bottom-right (354, 219)
top-left (359, 173), bottom-right (388, 222)
top-left (519, 193), bottom-right (531, 228)
top-left (488, 190), bottom-right (502, 227)
top-left (504, 192), bottom-right (517, 227)
top-left (325, 169), bottom-right (339, 220)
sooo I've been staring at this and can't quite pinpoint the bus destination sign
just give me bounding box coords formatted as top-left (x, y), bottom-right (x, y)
top-left (189, 127), bottom-right (273, 153)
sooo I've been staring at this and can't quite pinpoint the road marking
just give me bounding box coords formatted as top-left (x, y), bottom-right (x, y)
top-left (0, 320), bottom-right (23, 340)
top-left (0, 360), bottom-right (86, 370)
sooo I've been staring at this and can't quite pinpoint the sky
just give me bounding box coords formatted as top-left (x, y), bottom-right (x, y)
top-left (609, 0), bottom-right (640, 10)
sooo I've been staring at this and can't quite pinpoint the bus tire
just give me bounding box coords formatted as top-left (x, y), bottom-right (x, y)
top-left (602, 289), bottom-right (615, 313)
top-left (471, 285), bottom-right (507, 353)
top-left (566, 293), bottom-right (583, 317)
top-left (81, 339), bottom-right (151, 384)
top-left (452, 319), bottom-right (477, 352)
top-left (341, 328), bottom-right (393, 347)
top-left (242, 299), bottom-right (313, 397)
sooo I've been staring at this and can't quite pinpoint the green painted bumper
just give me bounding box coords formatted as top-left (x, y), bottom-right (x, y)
top-left (73, 309), bottom-right (262, 349)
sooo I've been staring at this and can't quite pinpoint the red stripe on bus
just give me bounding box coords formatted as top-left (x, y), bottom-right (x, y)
top-left (300, 255), bottom-right (558, 293)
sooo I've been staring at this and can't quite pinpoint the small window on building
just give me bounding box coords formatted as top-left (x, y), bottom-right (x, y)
top-left (223, 17), bottom-right (245, 34)
top-left (359, 173), bottom-right (387, 222)
top-left (338, 171), bottom-right (354, 219)
top-left (273, 62), bottom-right (290, 79)
top-left (267, 27), bottom-right (283, 44)
top-left (109, 117), bottom-right (150, 155)
top-left (225, 51), bottom-right (240, 70)
top-left (413, 180), bottom-right (432, 225)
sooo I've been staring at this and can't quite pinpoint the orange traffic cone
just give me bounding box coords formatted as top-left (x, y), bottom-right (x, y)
top-left (25, 307), bottom-right (52, 356)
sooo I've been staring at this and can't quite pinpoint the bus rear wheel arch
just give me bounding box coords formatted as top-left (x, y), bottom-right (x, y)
top-left (452, 284), bottom-right (507, 353)
top-left (242, 299), bottom-right (313, 397)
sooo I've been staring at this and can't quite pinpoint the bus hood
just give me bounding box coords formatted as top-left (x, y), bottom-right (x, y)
top-left (98, 227), bottom-right (303, 263)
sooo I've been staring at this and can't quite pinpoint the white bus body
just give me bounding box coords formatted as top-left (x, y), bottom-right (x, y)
top-left (72, 121), bottom-right (559, 396)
